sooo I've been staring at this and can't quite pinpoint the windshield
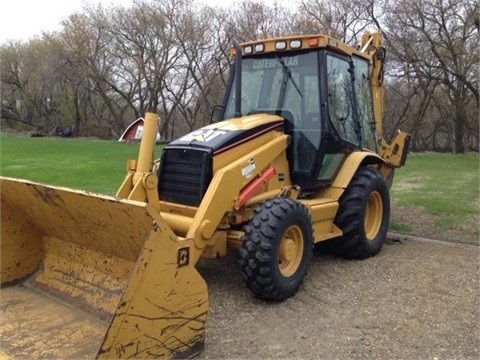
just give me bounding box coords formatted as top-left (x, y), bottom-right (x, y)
top-left (223, 51), bottom-right (320, 126)
top-left (223, 50), bottom-right (322, 178)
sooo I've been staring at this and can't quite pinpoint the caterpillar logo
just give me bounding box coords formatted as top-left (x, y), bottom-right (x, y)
top-left (180, 129), bottom-right (227, 142)
top-left (252, 56), bottom-right (299, 70)
top-left (177, 246), bottom-right (190, 267)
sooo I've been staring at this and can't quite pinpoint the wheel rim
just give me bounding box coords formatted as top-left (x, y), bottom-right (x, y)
top-left (278, 225), bottom-right (304, 277)
top-left (364, 191), bottom-right (383, 240)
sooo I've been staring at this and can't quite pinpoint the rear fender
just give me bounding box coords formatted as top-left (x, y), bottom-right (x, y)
top-left (331, 152), bottom-right (384, 189)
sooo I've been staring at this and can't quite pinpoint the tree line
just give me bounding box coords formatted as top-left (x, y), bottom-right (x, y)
top-left (1, 0), bottom-right (478, 152)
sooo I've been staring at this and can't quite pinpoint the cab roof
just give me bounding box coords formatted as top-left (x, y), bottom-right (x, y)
top-left (233, 34), bottom-right (370, 60)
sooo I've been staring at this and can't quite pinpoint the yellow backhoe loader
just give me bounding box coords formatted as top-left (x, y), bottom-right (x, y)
top-left (1, 31), bottom-right (410, 358)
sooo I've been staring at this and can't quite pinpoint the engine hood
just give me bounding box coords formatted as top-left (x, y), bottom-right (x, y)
top-left (167, 114), bottom-right (284, 155)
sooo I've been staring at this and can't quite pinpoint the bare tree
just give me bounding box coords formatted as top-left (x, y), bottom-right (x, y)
top-left (296, 0), bottom-right (374, 44)
top-left (0, 38), bottom-right (70, 134)
top-left (1, 0), bottom-right (477, 152)
top-left (381, 0), bottom-right (479, 152)
top-left (55, 10), bottom-right (133, 136)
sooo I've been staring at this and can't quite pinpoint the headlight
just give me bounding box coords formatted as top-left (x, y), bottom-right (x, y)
top-left (255, 43), bottom-right (265, 53)
top-left (275, 41), bottom-right (287, 50)
top-left (290, 40), bottom-right (302, 49)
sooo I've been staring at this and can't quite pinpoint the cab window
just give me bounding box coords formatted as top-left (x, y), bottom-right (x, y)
top-left (326, 55), bottom-right (359, 146)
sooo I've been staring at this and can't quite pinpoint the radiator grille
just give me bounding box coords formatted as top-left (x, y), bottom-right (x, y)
top-left (158, 147), bottom-right (212, 207)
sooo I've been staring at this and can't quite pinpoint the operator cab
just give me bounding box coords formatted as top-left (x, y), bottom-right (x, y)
top-left (221, 37), bottom-right (377, 190)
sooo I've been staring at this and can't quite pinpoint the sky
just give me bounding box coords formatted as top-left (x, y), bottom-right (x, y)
top-left (0, 0), bottom-right (127, 43)
top-left (0, 0), bottom-right (234, 44)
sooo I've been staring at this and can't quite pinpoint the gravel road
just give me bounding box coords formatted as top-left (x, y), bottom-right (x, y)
top-left (198, 235), bottom-right (479, 359)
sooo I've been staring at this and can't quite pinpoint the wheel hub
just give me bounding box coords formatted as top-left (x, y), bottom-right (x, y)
top-left (279, 239), bottom-right (296, 262)
top-left (278, 225), bottom-right (304, 277)
top-left (365, 191), bottom-right (383, 240)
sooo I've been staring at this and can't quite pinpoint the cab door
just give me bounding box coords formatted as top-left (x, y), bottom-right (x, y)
top-left (315, 53), bottom-right (377, 184)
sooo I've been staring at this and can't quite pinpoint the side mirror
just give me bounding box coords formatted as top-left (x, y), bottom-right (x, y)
top-left (210, 104), bottom-right (225, 124)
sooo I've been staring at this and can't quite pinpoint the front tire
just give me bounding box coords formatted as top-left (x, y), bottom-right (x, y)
top-left (238, 199), bottom-right (313, 302)
top-left (331, 166), bottom-right (390, 259)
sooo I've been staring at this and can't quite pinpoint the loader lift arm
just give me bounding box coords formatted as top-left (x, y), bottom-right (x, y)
top-left (103, 111), bottom-right (294, 357)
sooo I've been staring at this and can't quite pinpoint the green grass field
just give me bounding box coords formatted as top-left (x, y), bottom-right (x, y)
top-left (390, 152), bottom-right (479, 244)
top-left (1, 134), bottom-right (478, 244)
top-left (0, 134), bottom-right (163, 195)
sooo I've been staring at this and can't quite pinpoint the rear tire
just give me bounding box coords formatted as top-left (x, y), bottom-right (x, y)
top-left (331, 166), bottom-right (390, 259)
top-left (238, 199), bottom-right (313, 302)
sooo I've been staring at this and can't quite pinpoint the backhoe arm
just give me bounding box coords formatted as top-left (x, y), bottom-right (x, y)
top-left (361, 32), bottom-right (411, 173)
top-left (361, 31), bottom-right (386, 138)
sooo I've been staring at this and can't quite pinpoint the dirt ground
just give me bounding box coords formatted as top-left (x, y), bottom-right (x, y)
top-left (391, 205), bottom-right (480, 246)
top-left (198, 235), bottom-right (479, 359)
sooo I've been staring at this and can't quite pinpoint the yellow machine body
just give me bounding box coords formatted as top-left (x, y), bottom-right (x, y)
top-left (0, 32), bottom-right (409, 358)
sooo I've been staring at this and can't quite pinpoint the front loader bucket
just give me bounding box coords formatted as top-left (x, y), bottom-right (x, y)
top-left (0, 177), bottom-right (208, 359)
